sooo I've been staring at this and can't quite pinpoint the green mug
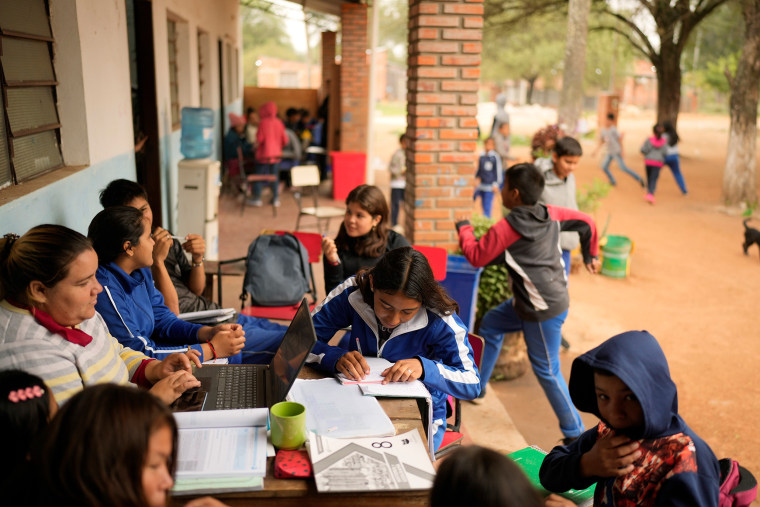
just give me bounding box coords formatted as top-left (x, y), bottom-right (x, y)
top-left (270, 401), bottom-right (307, 450)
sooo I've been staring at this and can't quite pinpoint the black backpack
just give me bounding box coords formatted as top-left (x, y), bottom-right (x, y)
top-left (241, 233), bottom-right (315, 307)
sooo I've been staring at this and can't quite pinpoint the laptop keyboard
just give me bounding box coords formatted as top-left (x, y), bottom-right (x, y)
top-left (214, 365), bottom-right (258, 409)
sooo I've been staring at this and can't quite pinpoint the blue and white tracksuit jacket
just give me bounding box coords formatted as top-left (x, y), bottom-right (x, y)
top-left (307, 278), bottom-right (481, 450)
top-left (95, 263), bottom-right (205, 360)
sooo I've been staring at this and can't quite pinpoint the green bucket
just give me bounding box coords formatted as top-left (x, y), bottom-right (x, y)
top-left (601, 235), bottom-right (633, 278)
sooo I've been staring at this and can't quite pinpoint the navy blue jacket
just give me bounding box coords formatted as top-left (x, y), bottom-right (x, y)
top-left (539, 331), bottom-right (719, 506)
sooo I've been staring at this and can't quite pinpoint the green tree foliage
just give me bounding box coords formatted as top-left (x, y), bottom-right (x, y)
top-left (483, 12), bottom-right (566, 103)
top-left (240, 1), bottom-right (299, 85)
top-left (482, 5), bottom-right (633, 98)
top-left (377, 0), bottom-right (408, 64)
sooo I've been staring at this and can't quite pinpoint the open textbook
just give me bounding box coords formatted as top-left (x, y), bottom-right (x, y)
top-left (308, 429), bottom-right (435, 492)
top-left (174, 409), bottom-right (268, 478)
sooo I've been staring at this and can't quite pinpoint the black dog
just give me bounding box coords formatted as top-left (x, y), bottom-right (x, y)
top-left (743, 218), bottom-right (760, 259)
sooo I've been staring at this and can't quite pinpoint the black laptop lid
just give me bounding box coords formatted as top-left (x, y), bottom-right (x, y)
top-left (268, 298), bottom-right (317, 406)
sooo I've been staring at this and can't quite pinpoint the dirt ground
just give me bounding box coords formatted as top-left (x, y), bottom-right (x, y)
top-left (483, 109), bottom-right (760, 476)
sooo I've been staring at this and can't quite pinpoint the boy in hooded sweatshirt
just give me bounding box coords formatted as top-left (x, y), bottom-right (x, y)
top-left (539, 330), bottom-right (720, 507)
top-left (456, 163), bottom-right (600, 441)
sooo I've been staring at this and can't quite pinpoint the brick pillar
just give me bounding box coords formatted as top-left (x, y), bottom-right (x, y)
top-left (340, 3), bottom-right (369, 152)
top-left (320, 31), bottom-right (336, 102)
top-left (321, 31), bottom-right (339, 153)
top-left (406, 0), bottom-right (483, 249)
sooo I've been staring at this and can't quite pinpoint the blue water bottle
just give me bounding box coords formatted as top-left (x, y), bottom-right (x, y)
top-left (180, 107), bottom-right (214, 159)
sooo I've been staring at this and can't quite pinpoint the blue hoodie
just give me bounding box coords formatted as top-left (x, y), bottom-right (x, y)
top-left (539, 331), bottom-right (719, 506)
top-left (95, 263), bottom-right (205, 360)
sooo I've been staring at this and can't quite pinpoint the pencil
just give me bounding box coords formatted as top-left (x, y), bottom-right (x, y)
top-left (355, 337), bottom-right (363, 356)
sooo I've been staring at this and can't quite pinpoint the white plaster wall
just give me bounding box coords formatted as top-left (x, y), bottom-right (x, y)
top-left (74, 0), bottom-right (134, 165)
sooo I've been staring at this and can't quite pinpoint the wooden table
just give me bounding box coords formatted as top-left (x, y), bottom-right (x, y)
top-left (170, 368), bottom-right (431, 506)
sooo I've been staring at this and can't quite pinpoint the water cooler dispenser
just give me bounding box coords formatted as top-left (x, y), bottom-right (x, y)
top-left (176, 107), bottom-right (220, 260)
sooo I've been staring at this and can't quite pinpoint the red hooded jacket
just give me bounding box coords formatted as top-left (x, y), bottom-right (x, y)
top-left (256, 101), bottom-right (288, 163)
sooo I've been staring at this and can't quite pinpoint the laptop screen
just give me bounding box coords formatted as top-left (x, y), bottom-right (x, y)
top-left (270, 298), bottom-right (317, 405)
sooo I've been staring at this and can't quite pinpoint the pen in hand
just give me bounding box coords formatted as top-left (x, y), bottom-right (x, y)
top-left (355, 337), bottom-right (363, 356)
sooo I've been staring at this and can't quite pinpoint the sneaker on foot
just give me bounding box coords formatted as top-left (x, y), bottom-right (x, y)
top-left (273, 199), bottom-right (281, 207)
top-left (247, 199), bottom-right (263, 207)
top-left (644, 193), bottom-right (655, 204)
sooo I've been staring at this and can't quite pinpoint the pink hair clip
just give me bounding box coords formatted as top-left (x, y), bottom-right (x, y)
top-left (7, 385), bottom-right (44, 403)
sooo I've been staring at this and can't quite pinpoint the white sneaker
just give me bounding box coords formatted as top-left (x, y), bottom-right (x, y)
top-left (247, 199), bottom-right (263, 207)
top-left (273, 199), bottom-right (281, 207)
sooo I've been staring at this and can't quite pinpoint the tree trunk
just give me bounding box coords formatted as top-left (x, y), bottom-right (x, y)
top-left (558, 0), bottom-right (591, 135)
top-left (525, 76), bottom-right (537, 104)
top-left (723, 0), bottom-right (760, 207)
top-left (655, 42), bottom-right (682, 128)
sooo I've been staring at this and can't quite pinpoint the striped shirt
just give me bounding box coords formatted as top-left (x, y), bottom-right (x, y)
top-left (0, 300), bottom-right (148, 404)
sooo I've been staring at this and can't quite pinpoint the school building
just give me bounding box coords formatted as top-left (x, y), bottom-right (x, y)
top-left (0, 0), bottom-right (484, 252)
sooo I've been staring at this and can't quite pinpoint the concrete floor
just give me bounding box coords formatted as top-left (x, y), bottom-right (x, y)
top-left (209, 170), bottom-right (528, 455)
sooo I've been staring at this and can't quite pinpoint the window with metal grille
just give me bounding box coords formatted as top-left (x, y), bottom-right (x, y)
top-left (167, 19), bottom-right (180, 128)
top-left (0, 0), bottom-right (64, 188)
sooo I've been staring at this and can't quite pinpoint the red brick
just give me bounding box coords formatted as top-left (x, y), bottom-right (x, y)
top-left (443, 4), bottom-right (483, 14)
top-left (414, 209), bottom-right (453, 219)
top-left (414, 198), bottom-right (435, 209)
top-left (413, 128), bottom-right (435, 140)
top-left (414, 232), bottom-right (452, 242)
top-left (415, 220), bottom-right (434, 231)
top-left (415, 175), bottom-right (436, 187)
top-left (408, 104), bottom-right (437, 117)
top-left (419, 15), bottom-right (459, 27)
top-left (416, 93), bottom-right (457, 104)
top-left (417, 27), bottom-right (439, 39)
top-left (438, 198), bottom-right (474, 207)
top-left (415, 162), bottom-right (455, 173)
top-left (442, 28), bottom-right (482, 41)
top-left (459, 94), bottom-right (479, 105)
top-left (412, 79), bottom-right (438, 92)
top-left (440, 105), bottom-right (478, 116)
top-left (440, 129), bottom-right (479, 140)
top-left (417, 67), bottom-right (458, 79)
top-left (454, 187), bottom-right (475, 198)
top-left (436, 221), bottom-right (457, 231)
top-left (418, 2), bottom-right (440, 14)
top-left (410, 55), bottom-right (438, 66)
top-left (413, 152), bottom-right (434, 163)
top-left (413, 117), bottom-right (455, 128)
top-left (418, 41), bottom-right (459, 53)
top-left (441, 55), bottom-right (480, 66)
top-left (417, 187), bottom-right (453, 198)
top-left (441, 80), bottom-right (480, 92)
top-left (461, 67), bottom-right (481, 79)
top-left (440, 152), bottom-right (477, 163)
top-left (462, 42), bottom-right (482, 53)
top-left (415, 141), bottom-right (456, 152)
top-left (463, 17), bottom-right (484, 28)
top-left (459, 141), bottom-right (478, 152)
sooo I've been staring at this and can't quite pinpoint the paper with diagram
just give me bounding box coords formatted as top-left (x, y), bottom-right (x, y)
top-left (308, 429), bottom-right (435, 492)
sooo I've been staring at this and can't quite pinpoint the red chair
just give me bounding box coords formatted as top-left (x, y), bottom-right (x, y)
top-left (436, 333), bottom-right (485, 457)
top-left (412, 245), bottom-right (447, 281)
top-left (215, 230), bottom-right (322, 321)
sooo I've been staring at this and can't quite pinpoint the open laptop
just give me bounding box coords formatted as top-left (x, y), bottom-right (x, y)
top-left (172, 298), bottom-right (317, 412)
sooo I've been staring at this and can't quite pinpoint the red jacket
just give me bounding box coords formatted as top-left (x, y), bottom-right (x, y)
top-left (256, 101), bottom-right (288, 163)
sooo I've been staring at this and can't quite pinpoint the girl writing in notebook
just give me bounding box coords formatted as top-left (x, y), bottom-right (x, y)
top-left (307, 246), bottom-right (480, 449)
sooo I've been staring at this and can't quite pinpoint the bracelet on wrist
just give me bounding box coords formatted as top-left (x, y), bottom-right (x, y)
top-left (192, 257), bottom-right (204, 268)
top-left (207, 341), bottom-right (217, 360)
